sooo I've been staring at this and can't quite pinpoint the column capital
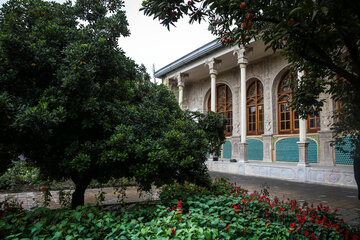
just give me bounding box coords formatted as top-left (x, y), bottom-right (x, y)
top-left (206, 58), bottom-right (222, 75)
top-left (162, 76), bottom-right (169, 87)
top-left (176, 73), bottom-right (188, 88)
top-left (233, 45), bottom-right (248, 65)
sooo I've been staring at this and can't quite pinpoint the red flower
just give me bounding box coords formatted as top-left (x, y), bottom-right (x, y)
top-left (40, 186), bottom-right (45, 191)
top-left (305, 231), bottom-right (309, 237)
top-left (171, 228), bottom-right (176, 234)
top-left (176, 200), bottom-right (183, 215)
top-left (311, 233), bottom-right (316, 238)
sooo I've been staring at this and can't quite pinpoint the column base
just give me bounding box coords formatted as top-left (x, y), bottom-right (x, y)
top-left (318, 130), bottom-right (335, 166)
top-left (297, 142), bottom-right (309, 167)
top-left (239, 142), bottom-right (248, 163)
top-left (262, 134), bottom-right (273, 162)
top-left (231, 136), bottom-right (241, 160)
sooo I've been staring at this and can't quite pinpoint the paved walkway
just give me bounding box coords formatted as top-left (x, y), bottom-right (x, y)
top-left (209, 171), bottom-right (360, 229)
top-left (1, 172), bottom-right (359, 229)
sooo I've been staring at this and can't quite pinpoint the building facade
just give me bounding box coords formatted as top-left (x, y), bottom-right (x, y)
top-left (155, 39), bottom-right (355, 188)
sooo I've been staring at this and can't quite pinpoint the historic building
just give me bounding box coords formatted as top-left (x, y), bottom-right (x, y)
top-left (155, 39), bottom-right (356, 188)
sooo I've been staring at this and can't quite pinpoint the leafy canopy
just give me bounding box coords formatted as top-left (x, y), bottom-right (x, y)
top-left (0, 0), bottom-right (226, 208)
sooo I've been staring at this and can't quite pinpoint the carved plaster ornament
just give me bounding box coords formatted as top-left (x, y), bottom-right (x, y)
top-left (176, 72), bottom-right (188, 88)
top-left (233, 45), bottom-right (253, 65)
top-left (205, 58), bottom-right (222, 75)
top-left (265, 119), bottom-right (272, 132)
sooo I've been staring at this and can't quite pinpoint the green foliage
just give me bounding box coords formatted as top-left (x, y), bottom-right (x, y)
top-left (0, 179), bottom-right (357, 239)
top-left (0, 160), bottom-right (41, 191)
top-left (159, 177), bottom-right (229, 205)
top-left (0, 0), bottom-right (226, 208)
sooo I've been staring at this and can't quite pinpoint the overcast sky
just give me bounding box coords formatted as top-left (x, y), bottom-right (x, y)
top-left (0, 0), bottom-right (215, 81)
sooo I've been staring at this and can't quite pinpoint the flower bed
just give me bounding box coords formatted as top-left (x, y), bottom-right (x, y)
top-left (0, 179), bottom-right (358, 239)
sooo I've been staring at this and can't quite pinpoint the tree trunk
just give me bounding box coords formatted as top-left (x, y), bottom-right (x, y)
top-left (71, 176), bottom-right (91, 209)
top-left (354, 135), bottom-right (360, 200)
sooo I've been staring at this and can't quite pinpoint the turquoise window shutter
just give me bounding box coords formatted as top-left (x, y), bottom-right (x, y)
top-left (247, 139), bottom-right (263, 160)
top-left (335, 137), bottom-right (354, 165)
top-left (223, 141), bottom-right (232, 159)
top-left (276, 138), bottom-right (317, 163)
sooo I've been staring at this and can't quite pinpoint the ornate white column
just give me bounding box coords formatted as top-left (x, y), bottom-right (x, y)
top-left (176, 73), bottom-right (188, 109)
top-left (205, 59), bottom-right (221, 161)
top-left (234, 46), bottom-right (248, 163)
top-left (297, 71), bottom-right (309, 170)
top-left (206, 59), bottom-right (221, 112)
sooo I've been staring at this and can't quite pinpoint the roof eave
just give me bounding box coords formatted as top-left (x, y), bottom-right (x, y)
top-left (154, 39), bottom-right (223, 79)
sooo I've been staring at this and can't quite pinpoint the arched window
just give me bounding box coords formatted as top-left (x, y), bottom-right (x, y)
top-left (278, 71), bottom-right (320, 134)
top-left (247, 80), bottom-right (264, 135)
top-left (278, 72), bottom-right (298, 134)
top-left (208, 84), bottom-right (232, 136)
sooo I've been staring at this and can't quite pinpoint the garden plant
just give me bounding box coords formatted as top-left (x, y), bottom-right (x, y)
top-left (0, 178), bottom-right (358, 239)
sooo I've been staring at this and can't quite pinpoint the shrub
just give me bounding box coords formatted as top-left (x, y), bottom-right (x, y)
top-left (0, 160), bottom-right (41, 191)
top-left (0, 179), bottom-right (357, 239)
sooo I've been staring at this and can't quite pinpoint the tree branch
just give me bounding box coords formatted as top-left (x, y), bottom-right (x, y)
top-left (299, 46), bottom-right (360, 88)
top-left (333, 22), bottom-right (360, 77)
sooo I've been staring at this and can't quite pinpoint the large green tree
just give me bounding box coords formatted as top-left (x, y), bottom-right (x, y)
top-left (0, 0), bottom-right (226, 208)
top-left (141, 0), bottom-right (360, 197)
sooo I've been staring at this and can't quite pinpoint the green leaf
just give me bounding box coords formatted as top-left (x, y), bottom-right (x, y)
top-left (289, 7), bottom-right (302, 16)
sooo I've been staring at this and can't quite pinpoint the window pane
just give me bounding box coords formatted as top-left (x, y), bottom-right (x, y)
top-left (281, 113), bottom-right (285, 121)
top-left (286, 121), bottom-right (290, 129)
top-left (295, 120), bottom-right (299, 129)
top-left (316, 118), bottom-right (320, 128)
top-left (252, 123), bottom-right (256, 131)
top-left (281, 122), bottom-right (285, 129)
top-left (286, 112), bottom-right (290, 120)
top-left (259, 120), bottom-right (263, 130)
top-left (310, 119), bottom-right (315, 128)
top-left (249, 124), bottom-right (252, 131)
top-left (281, 104), bottom-right (284, 112)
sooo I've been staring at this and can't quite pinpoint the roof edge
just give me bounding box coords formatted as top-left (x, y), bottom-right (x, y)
top-left (155, 39), bottom-right (222, 79)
